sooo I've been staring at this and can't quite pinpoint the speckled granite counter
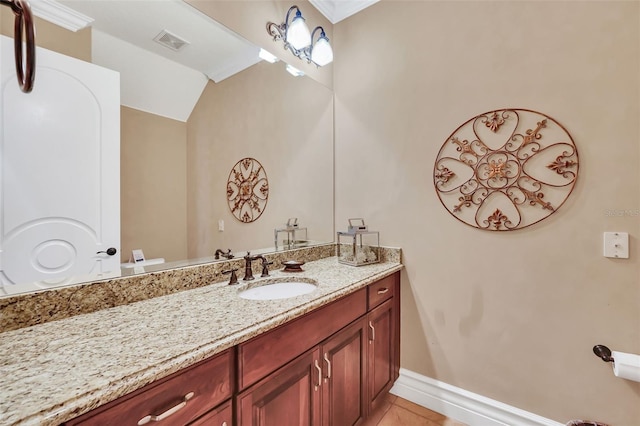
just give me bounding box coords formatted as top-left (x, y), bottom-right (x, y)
top-left (0, 257), bottom-right (402, 426)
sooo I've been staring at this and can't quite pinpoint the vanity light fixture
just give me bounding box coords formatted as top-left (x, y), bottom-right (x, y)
top-left (267, 5), bottom-right (333, 67)
top-left (285, 6), bottom-right (311, 50)
top-left (309, 26), bottom-right (333, 67)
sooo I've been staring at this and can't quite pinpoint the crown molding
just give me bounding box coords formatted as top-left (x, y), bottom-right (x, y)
top-left (207, 47), bottom-right (262, 83)
top-left (30, 0), bottom-right (94, 32)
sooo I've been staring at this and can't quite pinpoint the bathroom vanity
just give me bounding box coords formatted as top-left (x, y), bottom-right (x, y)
top-left (0, 253), bottom-right (401, 426)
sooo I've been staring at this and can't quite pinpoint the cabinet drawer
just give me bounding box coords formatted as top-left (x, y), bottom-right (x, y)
top-left (368, 274), bottom-right (396, 309)
top-left (188, 399), bottom-right (232, 426)
top-left (239, 288), bottom-right (367, 390)
top-left (66, 349), bottom-right (233, 426)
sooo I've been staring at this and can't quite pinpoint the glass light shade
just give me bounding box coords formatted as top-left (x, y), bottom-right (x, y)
top-left (311, 37), bottom-right (333, 66)
top-left (286, 14), bottom-right (311, 50)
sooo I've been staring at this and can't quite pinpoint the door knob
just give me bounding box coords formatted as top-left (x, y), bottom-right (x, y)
top-left (97, 247), bottom-right (117, 256)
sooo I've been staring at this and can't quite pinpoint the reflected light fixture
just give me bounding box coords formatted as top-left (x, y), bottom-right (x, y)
top-left (259, 48), bottom-right (279, 63)
top-left (266, 5), bottom-right (333, 67)
top-left (285, 64), bottom-right (305, 77)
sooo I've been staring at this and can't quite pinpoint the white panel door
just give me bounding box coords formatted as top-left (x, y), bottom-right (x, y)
top-left (0, 35), bottom-right (120, 294)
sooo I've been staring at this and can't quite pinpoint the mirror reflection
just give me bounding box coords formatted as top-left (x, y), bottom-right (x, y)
top-left (0, 0), bottom-right (333, 297)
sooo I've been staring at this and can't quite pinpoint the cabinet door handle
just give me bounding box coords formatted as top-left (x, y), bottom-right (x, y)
top-left (323, 353), bottom-right (331, 381)
top-left (314, 359), bottom-right (322, 391)
top-left (377, 287), bottom-right (389, 294)
top-left (369, 321), bottom-right (375, 342)
top-left (137, 391), bottom-right (195, 425)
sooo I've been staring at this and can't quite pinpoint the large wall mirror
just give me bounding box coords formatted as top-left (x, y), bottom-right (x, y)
top-left (0, 0), bottom-right (334, 297)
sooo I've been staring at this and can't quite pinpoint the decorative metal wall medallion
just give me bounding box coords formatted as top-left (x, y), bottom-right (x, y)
top-left (433, 109), bottom-right (579, 231)
top-left (227, 158), bottom-right (269, 223)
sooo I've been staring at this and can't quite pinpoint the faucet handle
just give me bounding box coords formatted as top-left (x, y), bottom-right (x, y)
top-left (261, 258), bottom-right (274, 277)
top-left (222, 268), bottom-right (238, 285)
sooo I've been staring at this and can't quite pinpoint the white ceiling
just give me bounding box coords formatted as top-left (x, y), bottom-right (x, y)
top-left (57, 0), bottom-right (260, 82)
top-left (309, 0), bottom-right (379, 24)
top-left (42, 0), bottom-right (379, 121)
top-left (55, 0), bottom-right (261, 121)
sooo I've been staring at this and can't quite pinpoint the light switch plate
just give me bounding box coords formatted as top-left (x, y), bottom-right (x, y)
top-left (218, 219), bottom-right (224, 232)
top-left (603, 232), bottom-right (629, 259)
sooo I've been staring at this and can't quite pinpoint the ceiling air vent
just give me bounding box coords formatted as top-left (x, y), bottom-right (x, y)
top-left (153, 29), bottom-right (189, 52)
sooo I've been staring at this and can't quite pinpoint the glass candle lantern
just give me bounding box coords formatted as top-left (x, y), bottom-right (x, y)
top-left (274, 217), bottom-right (308, 249)
top-left (337, 218), bottom-right (380, 266)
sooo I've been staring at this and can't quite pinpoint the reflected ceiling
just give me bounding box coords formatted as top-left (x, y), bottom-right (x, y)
top-left (58, 0), bottom-right (260, 82)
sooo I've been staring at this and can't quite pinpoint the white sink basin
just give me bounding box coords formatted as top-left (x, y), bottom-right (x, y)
top-left (239, 280), bottom-right (317, 300)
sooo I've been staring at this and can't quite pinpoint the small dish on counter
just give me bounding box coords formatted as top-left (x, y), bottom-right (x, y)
top-left (282, 260), bottom-right (305, 272)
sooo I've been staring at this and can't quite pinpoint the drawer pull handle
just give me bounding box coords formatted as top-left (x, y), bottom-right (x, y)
top-left (323, 353), bottom-right (331, 381)
top-left (369, 321), bottom-right (375, 341)
top-left (137, 391), bottom-right (195, 425)
top-left (377, 287), bottom-right (389, 295)
top-left (314, 359), bottom-right (322, 390)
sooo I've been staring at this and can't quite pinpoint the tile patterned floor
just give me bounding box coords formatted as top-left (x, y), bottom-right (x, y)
top-left (362, 394), bottom-right (468, 426)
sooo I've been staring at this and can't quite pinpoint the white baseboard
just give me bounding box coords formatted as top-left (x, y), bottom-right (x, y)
top-left (390, 368), bottom-right (564, 426)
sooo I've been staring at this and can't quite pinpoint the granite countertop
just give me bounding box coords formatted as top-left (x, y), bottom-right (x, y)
top-left (0, 257), bottom-right (402, 426)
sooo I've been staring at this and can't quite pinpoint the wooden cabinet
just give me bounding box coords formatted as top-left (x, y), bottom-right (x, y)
top-left (367, 272), bottom-right (400, 414)
top-left (238, 348), bottom-right (321, 426)
top-left (237, 271), bottom-right (400, 426)
top-left (65, 271), bottom-right (400, 426)
top-left (189, 399), bottom-right (233, 426)
top-left (367, 299), bottom-right (396, 413)
top-left (237, 319), bottom-right (367, 426)
top-left (65, 349), bottom-right (234, 426)
top-left (320, 318), bottom-right (367, 426)
top-left (238, 288), bottom-right (367, 390)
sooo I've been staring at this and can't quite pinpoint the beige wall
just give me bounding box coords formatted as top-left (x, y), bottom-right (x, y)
top-left (1, 11), bottom-right (91, 62)
top-left (120, 107), bottom-right (188, 263)
top-left (186, 60), bottom-right (334, 257)
top-left (334, 0), bottom-right (639, 424)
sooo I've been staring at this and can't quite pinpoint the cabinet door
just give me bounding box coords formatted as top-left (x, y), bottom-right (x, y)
top-left (367, 298), bottom-right (396, 413)
top-left (238, 348), bottom-right (321, 426)
top-left (188, 400), bottom-right (232, 426)
top-left (320, 318), bottom-right (367, 426)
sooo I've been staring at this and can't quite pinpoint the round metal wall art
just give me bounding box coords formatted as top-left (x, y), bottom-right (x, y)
top-left (227, 158), bottom-right (269, 223)
top-left (433, 109), bottom-right (579, 231)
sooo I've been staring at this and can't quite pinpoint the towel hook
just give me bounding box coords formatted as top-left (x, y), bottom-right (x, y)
top-left (1, 0), bottom-right (36, 93)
